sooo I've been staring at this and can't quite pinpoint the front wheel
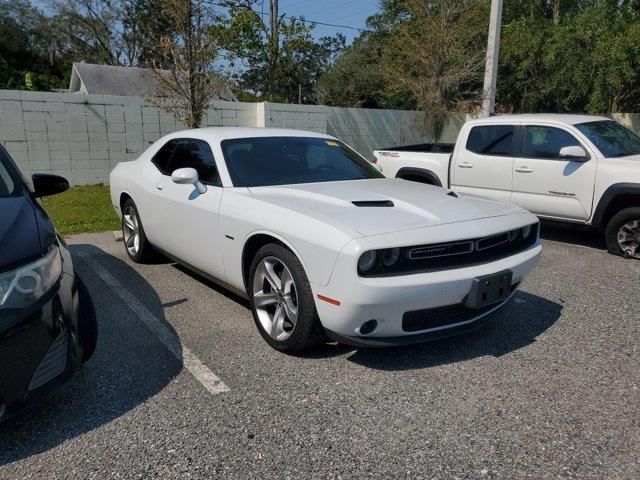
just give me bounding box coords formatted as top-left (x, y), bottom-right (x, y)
top-left (605, 207), bottom-right (640, 259)
top-left (248, 244), bottom-right (325, 352)
top-left (121, 198), bottom-right (154, 263)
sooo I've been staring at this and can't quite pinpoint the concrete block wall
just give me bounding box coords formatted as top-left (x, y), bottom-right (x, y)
top-left (3, 88), bottom-right (639, 186)
top-left (0, 90), bottom-right (258, 185)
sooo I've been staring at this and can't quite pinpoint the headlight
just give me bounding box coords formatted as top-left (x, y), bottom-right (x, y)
top-left (381, 248), bottom-right (400, 267)
top-left (358, 251), bottom-right (378, 274)
top-left (358, 248), bottom-right (403, 275)
top-left (521, 225), bottom-right (533, 240)
top-left (0, 246), bottom-right (63, 309)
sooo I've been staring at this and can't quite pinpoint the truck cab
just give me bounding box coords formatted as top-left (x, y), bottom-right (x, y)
top-left (374, 114), bottom-right (640, 259)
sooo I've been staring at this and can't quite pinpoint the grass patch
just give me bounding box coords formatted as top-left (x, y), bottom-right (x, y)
top-left (43, 185), bottom-right (120, 236)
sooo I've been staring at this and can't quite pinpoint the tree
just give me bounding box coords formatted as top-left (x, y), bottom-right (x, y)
top-left (382, 0), bottom-right (488, 140)
top-left (153, 0), bottom-right (226, 128)
top-left (219, 0), bottom-right (344, 103)
top-left (0, 0), bottom-right (69, 90)
top-left (48, 0), bottom-right (172, 67)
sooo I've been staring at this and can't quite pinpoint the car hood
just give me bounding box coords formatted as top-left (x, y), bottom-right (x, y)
top-left (0, 197), bottom-right (46, 273)
top-left (248, 178), bottom-right (525, 237)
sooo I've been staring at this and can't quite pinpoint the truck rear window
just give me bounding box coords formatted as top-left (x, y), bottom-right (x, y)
top-left (466, 125), bottom-right (514, 157)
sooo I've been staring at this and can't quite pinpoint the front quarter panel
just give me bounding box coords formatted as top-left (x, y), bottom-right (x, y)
top-left (219, 189), bottom-right (357, 290)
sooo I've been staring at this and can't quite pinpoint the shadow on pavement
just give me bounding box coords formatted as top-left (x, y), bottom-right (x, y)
top-left (539, 219), bottom-right (605, 250)
top-left (342, 291), bottom-right (562, 371)
top-left (0, 244), bottom-right (183, 466)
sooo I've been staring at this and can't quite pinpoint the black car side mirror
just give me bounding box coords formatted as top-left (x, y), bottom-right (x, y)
top-left (32, 173), bottom-right (70, 198)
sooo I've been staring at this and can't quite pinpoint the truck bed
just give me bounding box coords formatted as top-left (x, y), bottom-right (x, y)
top-left (378, 143), bottom-right (455, 154)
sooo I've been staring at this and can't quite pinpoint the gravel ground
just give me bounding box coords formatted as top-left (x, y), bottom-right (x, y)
top-left (1, 223), bottom-right (638, 479)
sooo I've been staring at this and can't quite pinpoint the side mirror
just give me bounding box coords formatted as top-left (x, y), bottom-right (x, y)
top-left (559, 146), bottom-right (589, 161)
top-left (32, 173), bottom-right (69, 198)
top-left (171, 167), bottom-right (207, 194)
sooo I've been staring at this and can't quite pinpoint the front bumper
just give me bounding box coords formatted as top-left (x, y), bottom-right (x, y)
top-left (312, 221), bottom-right (542, 346)
top-left (0, 244), bottom-right (82, 421)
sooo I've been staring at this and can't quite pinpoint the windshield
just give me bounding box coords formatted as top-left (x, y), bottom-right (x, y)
top-left (221, 136), bottom-right (384, 188)
top-left (0, 146), bottom-right (19, 197)
top-left (575, 120), bottom-right (640, 158)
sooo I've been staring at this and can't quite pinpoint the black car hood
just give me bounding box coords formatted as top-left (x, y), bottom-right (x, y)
top-left (0, 197), bottom-right (54, 273)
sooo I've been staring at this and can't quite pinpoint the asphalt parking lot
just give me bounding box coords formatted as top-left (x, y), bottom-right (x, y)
top-left (1, 222), bottom-right (638, 479)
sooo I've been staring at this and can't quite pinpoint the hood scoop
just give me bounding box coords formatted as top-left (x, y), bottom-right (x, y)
top-left (352, 200), bottom-right (395, 208)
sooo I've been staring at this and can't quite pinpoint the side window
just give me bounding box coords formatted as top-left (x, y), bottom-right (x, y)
top-left (466, 125), bottom-right (515, 156)
top-left (169, 139), bottom-right (221, 185)
top-left (151, 140), bottom-right (178, 175)
top-left (522, 126), bottom-right (581, 159)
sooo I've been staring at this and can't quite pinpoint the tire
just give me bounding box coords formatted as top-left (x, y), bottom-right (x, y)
top-left (76, 277), bottom-right (98, 363)
top-left (121, 198), bottom-right (154, 263)
top-left (605, 207), bottom-right (640, 259)
top-left (248, 244), bottom-right (326, 352)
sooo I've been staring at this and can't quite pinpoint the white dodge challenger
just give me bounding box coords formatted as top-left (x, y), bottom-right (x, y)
top-left (110, 127), bottom-right (541, 352)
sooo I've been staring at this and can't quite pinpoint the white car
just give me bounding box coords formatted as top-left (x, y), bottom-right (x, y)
top-left (110, 128), bottom-right (541, 352)
top-left (374, 114), bottom-right (640, 259)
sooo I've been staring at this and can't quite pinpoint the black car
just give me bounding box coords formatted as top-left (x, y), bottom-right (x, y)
top-left (0, 145), bottom-right (97, 421)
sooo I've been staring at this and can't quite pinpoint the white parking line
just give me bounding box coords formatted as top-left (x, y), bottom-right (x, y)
top-left (78, 252), bottom-right (230, 396)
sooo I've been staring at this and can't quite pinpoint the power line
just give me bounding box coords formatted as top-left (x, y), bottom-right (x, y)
top-left (208, 1), bottom-right (375, 33)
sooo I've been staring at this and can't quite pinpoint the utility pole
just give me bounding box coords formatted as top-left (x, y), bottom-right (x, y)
top-left (481, 0), bottom-right (503, 117)
top-left (268, 0), bottom-right (279, 101)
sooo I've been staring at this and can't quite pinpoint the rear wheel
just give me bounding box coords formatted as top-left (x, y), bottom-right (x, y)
top-left (248, 244), bottom-right (325, 352)
top-left (605, 207), bottom-right (640, 259)
top-left (122, 198), bottom-right (154, 263)
top-left (76, 277), bottom-right (97, 363)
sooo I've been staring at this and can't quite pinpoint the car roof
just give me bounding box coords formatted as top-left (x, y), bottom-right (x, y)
top-left (466, 113), bottom-right (612, 126)
top-left (162, 127), bottom-right (334, 142)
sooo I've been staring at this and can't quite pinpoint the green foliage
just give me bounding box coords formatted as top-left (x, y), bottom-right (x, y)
top-left (42, 185), bottom-right (120, 235)
top-left (218, 0), bottom-right (345, 103)
top-left (499, 0), bottom-right (640, 113)
top-left (320, 0), bottom-right (640, 116)
top-left (0, 0), bottom-right (70, 90)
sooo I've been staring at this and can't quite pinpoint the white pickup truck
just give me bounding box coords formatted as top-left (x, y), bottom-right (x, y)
top-left (374, 114), bottom-right (640, 259)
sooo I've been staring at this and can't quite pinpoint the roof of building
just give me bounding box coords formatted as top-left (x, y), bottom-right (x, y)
top-left (68, 63), bottom-right (236, 101)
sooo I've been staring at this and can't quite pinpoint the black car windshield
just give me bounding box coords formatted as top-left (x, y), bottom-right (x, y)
top-left (0, 146), bottom-right (18, 197)
top-left (575, 120), bottom-right (640, 158)
top-left (221, 136), bottom-right (384, 187)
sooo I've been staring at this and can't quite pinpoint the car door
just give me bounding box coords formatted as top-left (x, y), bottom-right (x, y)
top-left (150, 138), bottom-right (226, 280)
top-left (451, 124), bottom-right (516, 203)
top-left (511, 124), bottom-right (596, 221)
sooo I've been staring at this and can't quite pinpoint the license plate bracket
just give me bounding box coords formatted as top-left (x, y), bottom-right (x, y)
top-left (464, 270), bottom-right (513, 309)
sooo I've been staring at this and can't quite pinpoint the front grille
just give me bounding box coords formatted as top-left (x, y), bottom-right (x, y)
top-left (361, 223), bottom-right (539, 277)
top-left (402, 284), bottom-right (518, 332)
top-left (402, 303), bottom-right (497, 332)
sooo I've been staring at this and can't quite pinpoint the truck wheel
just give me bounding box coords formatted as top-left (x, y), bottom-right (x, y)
top-left (605, 207), bottom-right (640, 259)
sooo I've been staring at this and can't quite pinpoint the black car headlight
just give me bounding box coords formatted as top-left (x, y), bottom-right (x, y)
top-left (0, 246), bottom-right (62, 309)
top-left (358, 248), bottom-right (402, 275)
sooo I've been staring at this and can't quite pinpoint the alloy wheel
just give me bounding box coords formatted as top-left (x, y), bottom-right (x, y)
top-left (252, 256), bottom-right (299, 341)
top-left (123, 206), bottom-right (140, 257)
top-left (617, 220), bottom-right (640, 259)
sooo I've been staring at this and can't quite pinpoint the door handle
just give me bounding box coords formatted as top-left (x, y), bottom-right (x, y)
top-left (458, 162), bottom-right (474, 168)
top-left (154, 183), bottom-right (164, 190)
top-left (515, 166), bottom-right (533, 173)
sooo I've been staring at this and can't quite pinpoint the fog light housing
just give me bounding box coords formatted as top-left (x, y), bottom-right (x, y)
top-left (360, 319), bottom-right (378, 335)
